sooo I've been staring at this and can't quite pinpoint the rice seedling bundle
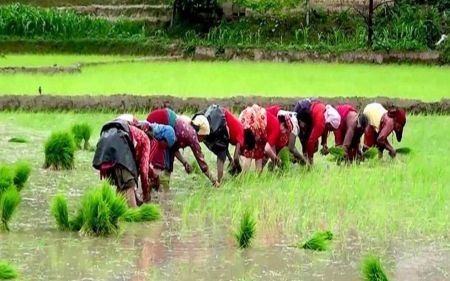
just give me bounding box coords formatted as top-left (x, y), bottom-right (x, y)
top-left (51, 195), bottom-right (70, 231)
top-left (362, 256), bottom-right (390, 281)
top-left (234, 210), bottom-right (256, 249)
top-left (363, 147), bottom-right (378, 159)
top-left (43, 131), bottom-right (76, 170)
top-left (0, 261), bottom-right (18, 280)
top-left (395, 147), bottom-right (412, 154)
top-left (191, 160), bottom-right (202, 175)
top-left (299, 230), bottom-right (334, 251)
top-left (0, 166), bottom-right (14, 195)
top-left (12, 161), bottom-right (31, 191)
top-left (122, 204), bottom-right (161, 222)
top-left (278, 148), bottom-right (290, 171)
top-left (71, 123), bottom-right (92, 150)
top-left (0, 187), bottom-right (21, 232)
top-left (8, 137), bottom-right (27, 143)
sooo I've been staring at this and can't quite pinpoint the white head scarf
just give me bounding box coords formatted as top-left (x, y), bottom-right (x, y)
top-left (191, 115), bottom-right (210, 136)
top-left (324, 105), bottom-right (341, 129)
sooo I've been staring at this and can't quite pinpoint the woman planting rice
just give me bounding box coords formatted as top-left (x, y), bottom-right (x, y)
top-left (191, 104), bottom-right (244, 183)
top-left (363, 102), bottom-right (407, 158)
top-left (333, 104), bottom-right (369, 161)
top-left (239, 104), bottom-right (282, 172)
top-left (266, 105), bottom-right (306, 164)
top-left (93, 117), bottom-right (153, 207)
top-left (294, 100), bottom-right (341, 164)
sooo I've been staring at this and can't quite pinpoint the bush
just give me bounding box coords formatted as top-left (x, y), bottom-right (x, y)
top-left (0, 261), bottom-right (18, 279)
top-left (0, 4), bottom-right (146, 39)
top-left (43, 131), bottom-right (76, 170)
top-left (13, 161), bottom-right (31, 191)
top-left (0, 186), bottom-right (21, 232)
top-left (71, 123), bottom-right (92, 150)
top-left (234, 210), bottom-right (256, 249)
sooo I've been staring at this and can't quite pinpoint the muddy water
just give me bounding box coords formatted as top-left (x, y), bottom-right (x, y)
top-left (1, 122), bottom-right (450, 281)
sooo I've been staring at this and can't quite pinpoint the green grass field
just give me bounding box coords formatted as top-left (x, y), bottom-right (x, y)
top-left (0, 56), bottom-right (449, 100)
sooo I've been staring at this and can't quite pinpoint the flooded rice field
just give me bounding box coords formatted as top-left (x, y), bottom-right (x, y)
top-left (0, 113), bottom-right (449, 281)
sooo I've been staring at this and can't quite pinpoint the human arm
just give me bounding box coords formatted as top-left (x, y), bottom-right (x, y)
top-left (174, 150), bottom-right (193, 174)
top-left (377, 118), bottom-right (396, 158)
top-left (288, 133), bottom-right (306, 164)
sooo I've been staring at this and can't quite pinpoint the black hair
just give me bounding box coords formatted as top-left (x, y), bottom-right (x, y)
top-left (244, 128), bottom-right (256, 150)
top-left (358, 114), bottom-right (369, 129)
top-left (277, 115), bottom-right (288, 128)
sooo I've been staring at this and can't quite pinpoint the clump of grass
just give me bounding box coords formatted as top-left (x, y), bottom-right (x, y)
top-left (0, 187), bottom-right (21, 232)
top-left (396, 147), bottom-right (412, 154)
top-left (43, 131), bottom-right (76, 170)
top-left (51, 195), bottom-right (70, 231)
top-left (299, 230), bottom-right (334, 251)
top-left (122, 204), bottom-right (161, 222)
top-left (364, 147), bottom-right (378, 159)
top-left (12, 161), bottom-right (31, 191)
top-left (0, 261), bottom-right (18, 279)
top-left (234, 210), bottom-right (256, 249)
top-left (8, 137), bottom-right (27, 143)
top-left (362, 256), bottom-right (390, 281)
top-left (0, 166), bottom-right (14, 194)
top-left (71, 123), bottom-right (92, 150)
top-left (191, 160), bottom-right (202, 175)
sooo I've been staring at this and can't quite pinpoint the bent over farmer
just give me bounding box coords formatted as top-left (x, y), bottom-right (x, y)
top-left (93, 118), bottom-right (152, 208)
top-left (334, 104), bottom-right (369, 161)
top-left (363, 102), bottom-right (407, 158)
top-left (191, 104), bottom-right (244, 183)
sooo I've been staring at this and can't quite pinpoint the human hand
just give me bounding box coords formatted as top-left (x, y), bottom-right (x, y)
top-left (184, 162), bottom-right (193, 174)
top-left (320, 145), bottom-right (329, 155)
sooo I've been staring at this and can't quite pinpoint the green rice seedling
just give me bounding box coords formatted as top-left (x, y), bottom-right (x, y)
top-left (51, 195), bottom-right (70, 231)
top-left (71, 123), bottom-right (92, 150)
top-left (299, 230), bottom-right (333, 251)
top-left (8, 137), bottom-right (27, 143)
top-left (0, 261), bottom-right (18, 279)
top-left (12, 161), bottom-right (31, 191)
top-left (278, 148), bottom-right (290, 171)
top-left (68, 210), bottom-right (84, 232)
top-left (234, 210), bottom-right (256, 249)
top-left (43, 131), bottom-right (76, 170)
top-left (123, 204), bottom-right (161, 222)
top-left (0, 166), bottom-right (14, 195)
top-left (364, 147), bottom-right (379, 159)
top-left (79, 183), bottom-right (127, 236)
top-left (191, 160), bottom-right (202, 175)
top-left (0, 187), bottom-right (21, 232)
top-left (329, 146), bottom-right (346, 162)
top-left (362, 256), bottom-right (390, 281)
top-left (396, 147), bottom-right (412, 155)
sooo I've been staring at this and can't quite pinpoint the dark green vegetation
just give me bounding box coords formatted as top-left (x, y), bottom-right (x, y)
top-left (234, 210), bottom-right (256, 249)
top-left (278, 148), bottom-right (290, 171)
top-left (0, 262), bottom-right (18, 280)
top-left (0, 187), bottom-right (21, 232)
top-left (299, 230), bottom-right (334, 251)
top-left (362, 256), bottom-right (390, 281)
top-left (43, 131), bottom-right (76, 170)
top-left (71, 123), bottom-right (92, 150)
top-left (51, 182), bottom-right (161, 236)
top-left (0, 3), bottom-right (448, 57)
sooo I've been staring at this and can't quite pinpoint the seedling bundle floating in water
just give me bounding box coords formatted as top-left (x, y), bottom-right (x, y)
top-left (299, 230), bottom-right (334, 251)
top-left (234, 210), bottom-right (256, 249)
top-left (51, 182), bottom-right (162, 236)
top-left (0, 261), bottom-right (18, 280)
top-left (396, 147), bottom-right (412, 155)
top-left (8, 137), bottom-right (27, 143)
top-left (362, 256), bottom-right (390, 281)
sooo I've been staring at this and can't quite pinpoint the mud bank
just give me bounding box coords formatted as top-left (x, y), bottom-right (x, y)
top-left (0, 95), bottom-right (449, 114)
